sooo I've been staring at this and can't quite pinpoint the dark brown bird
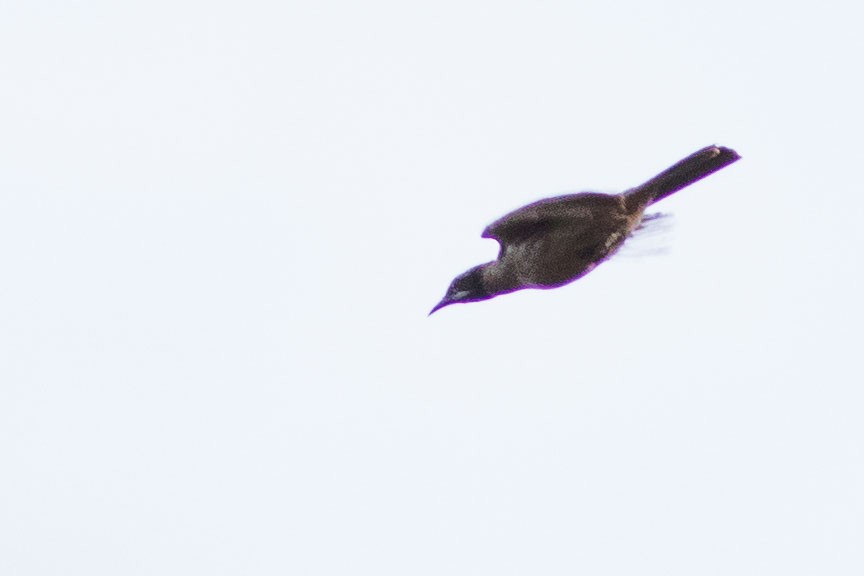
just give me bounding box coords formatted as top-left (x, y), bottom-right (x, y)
top-left (430, 145), bottom-right (740, 314)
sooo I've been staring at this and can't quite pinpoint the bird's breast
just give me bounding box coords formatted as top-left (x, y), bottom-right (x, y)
top-left (500, 219), bottom-right (635, 289)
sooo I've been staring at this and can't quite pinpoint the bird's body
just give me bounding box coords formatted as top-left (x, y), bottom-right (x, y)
top-left (430, 145), bottom-right (740, 314)
top-left (480, 192), bottom-right (640, 293)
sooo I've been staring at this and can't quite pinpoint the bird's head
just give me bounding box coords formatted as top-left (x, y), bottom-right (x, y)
top-left (429, 264), bottom-right (493, 315)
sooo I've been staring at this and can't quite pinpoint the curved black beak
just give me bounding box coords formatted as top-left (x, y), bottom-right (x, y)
top-left (428, 298), bottom-right (451, 316)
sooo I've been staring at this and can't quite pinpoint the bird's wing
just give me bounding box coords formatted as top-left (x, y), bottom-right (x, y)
top-left (481, 193), bottom-right (612, 245)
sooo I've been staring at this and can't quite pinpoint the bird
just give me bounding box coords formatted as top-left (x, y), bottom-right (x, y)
top-left (429, 144), bottom-right (740, 315)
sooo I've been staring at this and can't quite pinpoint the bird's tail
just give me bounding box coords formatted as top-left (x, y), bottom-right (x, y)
top-left (623, 145), bottom-right (740, 210)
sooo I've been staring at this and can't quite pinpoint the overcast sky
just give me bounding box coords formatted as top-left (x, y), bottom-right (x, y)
top-left (2, 1), bottom-right (863, 575)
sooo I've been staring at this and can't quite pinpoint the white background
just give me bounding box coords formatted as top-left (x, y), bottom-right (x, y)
top-left (2, 1), bottom-right (862, 574)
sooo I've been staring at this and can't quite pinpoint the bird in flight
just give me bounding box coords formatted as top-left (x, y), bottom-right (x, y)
top-left (430, 145), bottom-right (741, 314)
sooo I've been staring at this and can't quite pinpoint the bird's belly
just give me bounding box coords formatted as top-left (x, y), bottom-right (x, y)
top-left (511, 227), bottom-right (630, 288)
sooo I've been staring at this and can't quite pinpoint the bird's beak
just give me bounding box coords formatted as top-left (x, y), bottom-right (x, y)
top-left (429, 290), bottom-right (471, 315)
top-left (428, 298), bottom-right (451, 316)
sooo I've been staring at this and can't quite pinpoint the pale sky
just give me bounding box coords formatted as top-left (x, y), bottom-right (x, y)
top-left (2, 1), bottom-right (863, 575)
